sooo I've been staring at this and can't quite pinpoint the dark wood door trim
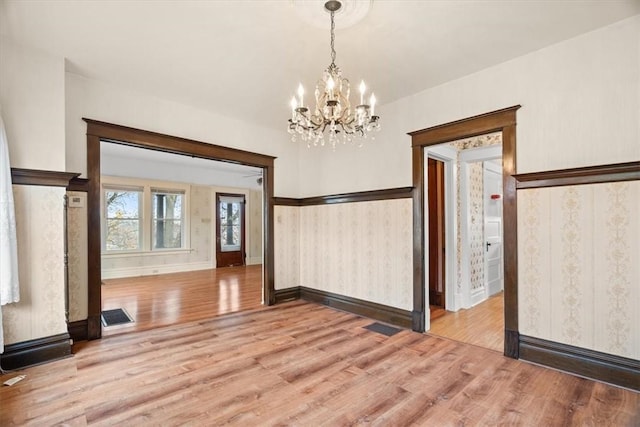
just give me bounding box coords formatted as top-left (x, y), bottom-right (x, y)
top-left (409, 105), bottom-right (521, 358)
top-left (215, 193), bottom-right (246, 267)
top-left (84, 119), bottom-right (276, 340)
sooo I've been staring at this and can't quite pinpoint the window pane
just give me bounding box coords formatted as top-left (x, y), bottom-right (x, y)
top-left (106, 219), bottom-right (140, 250)
top-left (152, 191), bottom-right (184, 249)
top-left (153, 219), bottom-right (182, 249)
top-left (105, 190), bottom-right (141, 251)
top-left (105, 191), bottom-right (140, 219)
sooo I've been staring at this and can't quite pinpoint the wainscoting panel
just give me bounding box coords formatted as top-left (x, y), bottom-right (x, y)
top-left (67, 191), bottom-right (88, 322)
top-left (3, 186), bottom-right (68, 345)
top-left (518, 181), bottom-right (640, 360)
top-left (299, 198), bottom-right (413, 311)
top-left (274, 205), bottom-right (300, 290)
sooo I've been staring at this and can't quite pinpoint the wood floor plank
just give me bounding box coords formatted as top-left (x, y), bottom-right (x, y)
top-left (2, 270), bottom-right (639, 425)
top-left (429, 291), bottom-right (504, 352)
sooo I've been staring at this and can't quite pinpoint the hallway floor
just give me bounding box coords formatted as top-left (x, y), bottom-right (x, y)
top-left (429, 292), bottom-right (504, 352)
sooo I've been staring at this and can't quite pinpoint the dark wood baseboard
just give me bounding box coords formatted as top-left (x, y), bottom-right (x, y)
top-left (68, 319), bottom-right (88, 342)
top-left (505, 329), bottom-right (519, 358)
top-left (0, 333), bottom-right (72, 371)
top-left (519, 335), bottom-right (640, 391)
top-left (299, 287), bottom-right (412, 329)
top-left (274, 287), bottom-right (300, 303)
top-left (87, 315), bottom-right (102, 340)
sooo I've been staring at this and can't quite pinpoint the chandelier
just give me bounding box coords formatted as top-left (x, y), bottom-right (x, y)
top-left (288, 0), bottom-right (380, 148)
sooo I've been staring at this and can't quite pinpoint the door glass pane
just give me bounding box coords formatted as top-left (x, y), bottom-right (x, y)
top-left (220, 201), bottom-right (241, 252)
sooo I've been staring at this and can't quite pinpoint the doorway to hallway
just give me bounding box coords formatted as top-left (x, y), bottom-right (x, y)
top-left (424, 135), bottom-right (504, 351)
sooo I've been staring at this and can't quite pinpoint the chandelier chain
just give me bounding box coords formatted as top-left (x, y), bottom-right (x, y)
top-left (330, 10), bottom-right (336, 67)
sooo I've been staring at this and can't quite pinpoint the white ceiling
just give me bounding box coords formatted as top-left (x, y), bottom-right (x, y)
top-left (101, 142), bottom-right (263, 190)
top-left (1, 0), bottom-right (638, 133)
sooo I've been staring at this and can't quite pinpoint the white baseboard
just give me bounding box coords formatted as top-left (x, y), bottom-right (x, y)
top-left (102, 261), bottom-right (213, 279)
top-left (246, 257), bottom-right (263, 266)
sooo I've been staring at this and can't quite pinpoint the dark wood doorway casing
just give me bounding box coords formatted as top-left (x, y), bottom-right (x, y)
top-left (84, 119), bottom-right (276, 340)
top-left (427, 158), bottom-right (446, 312)
top-left (409, 105), bottom-right (521, 358)
top-left (215, 193), bottom-right (246, 267)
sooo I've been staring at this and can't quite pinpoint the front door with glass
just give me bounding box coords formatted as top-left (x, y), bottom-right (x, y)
top-left (215, 193), bottom-right (245, 267)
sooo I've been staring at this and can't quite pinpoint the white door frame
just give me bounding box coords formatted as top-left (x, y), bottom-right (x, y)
top-left (459, 145), bottom-right (502, 308)
top-left (483, 160), bottom-right (504, 299)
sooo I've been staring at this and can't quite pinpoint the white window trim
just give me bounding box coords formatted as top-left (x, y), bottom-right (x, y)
top-left (101, 176), bottom-right (191, 254)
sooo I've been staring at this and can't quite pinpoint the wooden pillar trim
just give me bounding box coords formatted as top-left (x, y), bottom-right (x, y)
top-left (84, 119), bottom-right (277, 340)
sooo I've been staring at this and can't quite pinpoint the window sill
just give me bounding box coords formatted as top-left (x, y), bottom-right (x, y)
top-left (102, 249), bottom-right (194, 258)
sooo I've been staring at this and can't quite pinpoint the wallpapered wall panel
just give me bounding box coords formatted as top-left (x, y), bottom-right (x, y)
top-left (467, 162), bottom-right (485, 293)
top-left (248, 189), bottom-right (263, 264)
top-left (3, 186), bottom-right (67, 344)
top-left (518, 181), bottom-right (639, 359)
top-left (274, 205), bottom-right (299, 290)
top-left (67, 191), bottom-right (88, 321)
top-left (298, 199), bottom-right (413, 311)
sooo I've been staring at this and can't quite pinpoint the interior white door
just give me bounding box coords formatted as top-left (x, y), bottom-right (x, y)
top-left (484, 161), bottom-right (503, 296)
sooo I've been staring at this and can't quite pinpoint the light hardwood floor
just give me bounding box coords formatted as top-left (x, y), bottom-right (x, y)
top-left (429, 292), bottom-right (504, 352)
top-left (101, 265), bottom-right (263, 336)
top-left (1, 300), bottom-right (639, 426)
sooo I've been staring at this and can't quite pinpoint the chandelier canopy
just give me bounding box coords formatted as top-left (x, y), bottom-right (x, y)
top-left (288, 0), bottom-right (380, 149)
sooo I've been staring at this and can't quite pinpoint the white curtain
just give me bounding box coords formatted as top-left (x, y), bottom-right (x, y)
top-left (0, 109), bottom-right (20, 354)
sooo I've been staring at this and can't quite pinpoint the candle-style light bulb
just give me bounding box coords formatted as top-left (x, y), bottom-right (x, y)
top-left (297, 84), bottom-right (304, 108)
top-left (359, 80), bottom-right (366, 105)
top-left (370, 93), bottom-right (376, 116)
top-left (327, 76), bottom-right (335, 100)
top-left (290, 97), bottom-right (297, 120)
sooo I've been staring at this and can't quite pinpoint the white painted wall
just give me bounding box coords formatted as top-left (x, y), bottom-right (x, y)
top-left (298, 15), bottom-right (640, 196)
top-left (0, 37), bottom-right (65, 170)
top-left (65, 72), bottom-right (300, 197)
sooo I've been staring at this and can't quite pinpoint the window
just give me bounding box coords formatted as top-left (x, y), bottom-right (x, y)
top-left (102, 178), bottom-right (190, 254)
top-left (152, 189), bottom-right (184, 249)
top-left (104, 188), bottom-right (142, 251)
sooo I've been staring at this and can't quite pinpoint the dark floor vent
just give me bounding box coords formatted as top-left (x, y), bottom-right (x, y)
top-left (101, 308), bottom-right (134, 327)
top-left (363, 322), bottom-right (402, 337)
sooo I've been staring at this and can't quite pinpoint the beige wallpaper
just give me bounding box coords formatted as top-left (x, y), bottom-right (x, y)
top-left (299, 199), bottom-right (413, 310)
top-left (518, 181), bottom-right (640, 359)
top-left (248, 189), bottom-right (263, 264)
top-left (467, 162), bottom-right (485, 292)
top-left (3, 185), bottom-right (67, 344)
top-left (274, 205), bottom-right (299, 290)
top-left (67, 191), bottom-right (88, 322)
